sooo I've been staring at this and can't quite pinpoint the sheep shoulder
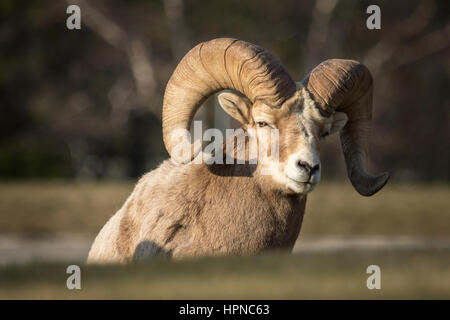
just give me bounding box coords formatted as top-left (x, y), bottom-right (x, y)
top-left (88, 159), bottom-right (306, 263)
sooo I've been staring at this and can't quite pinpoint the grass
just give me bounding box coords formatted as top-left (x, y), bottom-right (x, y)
top-left (0, 180), bottom-right (449, 299)
top-left (0, 250), bottom-right (449, 299)
top-left (0, 180), bottom-right (133, 235)
top-left (0, 180), bottom-right (448, 236)
top-left (303, 182), bottom-right (450, 237)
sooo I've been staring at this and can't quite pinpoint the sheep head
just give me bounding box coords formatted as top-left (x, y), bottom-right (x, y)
top-left (162, 38), bottom-right (389, 196)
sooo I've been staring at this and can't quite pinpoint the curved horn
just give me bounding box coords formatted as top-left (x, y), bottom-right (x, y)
top-left (162, 38), bottom-right (296, 163)
top-left (303, 59), bottom-right (389, 196)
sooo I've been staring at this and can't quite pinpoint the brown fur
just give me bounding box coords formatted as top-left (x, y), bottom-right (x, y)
top-left (116, 210), bottom-right (136, 260)
top-left (88, 156), bottom-right (307, 263)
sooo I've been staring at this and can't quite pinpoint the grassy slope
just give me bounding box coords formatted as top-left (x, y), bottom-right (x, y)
top-left (0, 250), bottom-right (449, 299)
top-left (0, 181), bottom-right (448, 236)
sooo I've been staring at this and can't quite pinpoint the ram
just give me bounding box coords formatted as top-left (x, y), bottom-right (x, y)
top-left (87, 38), bottom-right (389, 263)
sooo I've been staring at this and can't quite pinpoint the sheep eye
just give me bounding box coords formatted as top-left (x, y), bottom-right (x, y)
top-left (321, 131), bottom-right (329, 138)
top-left (257, 121), bottom-right (268, 127)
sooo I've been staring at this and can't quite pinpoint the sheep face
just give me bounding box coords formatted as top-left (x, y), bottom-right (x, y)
top-left (218, 86), bottom-right (348, 195)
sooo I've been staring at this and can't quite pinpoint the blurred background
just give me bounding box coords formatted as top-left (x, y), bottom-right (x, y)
top-left (0, 0), bottom-right (449, 299)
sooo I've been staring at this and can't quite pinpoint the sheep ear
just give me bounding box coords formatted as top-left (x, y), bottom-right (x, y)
top-left (217, 92), bottom-right (252, 124)
top-left (329, 112), bottom-right (348, 135)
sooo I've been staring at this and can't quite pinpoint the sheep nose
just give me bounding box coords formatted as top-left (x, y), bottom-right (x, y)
top-left (311, 164), bottom-right (320, 174)
top-left (297, 161), bottom-right (320, 176)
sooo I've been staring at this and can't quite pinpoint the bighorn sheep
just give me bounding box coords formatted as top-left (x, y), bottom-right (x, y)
top-left (87, 38), bottom-right (389, 263)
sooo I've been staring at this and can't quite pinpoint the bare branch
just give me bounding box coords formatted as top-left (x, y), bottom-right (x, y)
top-left (69, 0), bottom-right (127, 48)
top-left (363, 0), bottom-right (437, 77)
top-left (304, 0), bottom-right (339, 68)
top-left (126, 39), bottom-right (156, 104)
top-left (163, 0), bottom-right (191, 61)
top-left (388, 23), bottom-right (450, 70)
top-left (66, 0), bottom-right (159, 116)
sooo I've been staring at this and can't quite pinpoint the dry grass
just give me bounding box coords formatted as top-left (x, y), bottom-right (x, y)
top-left (0, 180), bottom-right (133, 235)
top-left (0, 250), bottom-right (449, 299)
top-left (302, 182), bottom-right (450, 236)
top-left (0, 180), bottom-right (449, 299)
top-left (0, 180), bottom-right (448, 236)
